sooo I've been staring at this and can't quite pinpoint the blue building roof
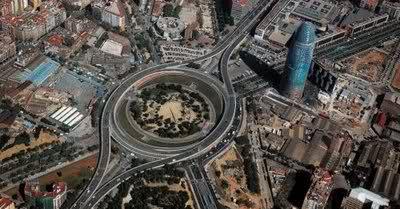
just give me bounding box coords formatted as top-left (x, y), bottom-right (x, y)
top-left (295, 22), bottom-right (316, 44)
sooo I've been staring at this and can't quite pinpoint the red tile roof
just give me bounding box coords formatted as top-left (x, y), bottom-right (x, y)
top-left (0, 197), bottom-right (14, 209)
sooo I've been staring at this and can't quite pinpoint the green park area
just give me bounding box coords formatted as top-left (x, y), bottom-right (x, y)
top-left (130, 83), bottom-right (211, 138)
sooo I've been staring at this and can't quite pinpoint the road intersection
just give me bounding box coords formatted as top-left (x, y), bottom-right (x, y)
top-left (70, 0), bottom-right (291, 208)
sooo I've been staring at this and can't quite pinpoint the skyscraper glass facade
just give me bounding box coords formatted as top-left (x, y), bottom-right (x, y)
top-left (280, 22), bottom-right (316, 100)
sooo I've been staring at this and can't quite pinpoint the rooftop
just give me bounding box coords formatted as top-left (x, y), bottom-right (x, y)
top-left (349, 187), bottom-right (389, 209)
top-left (292, 0), bottom-right (336, 25)
top-left (341, 8), bottom-right (379, 27)
top-left (101, 39), bottom-right (124, 56)
top-left (93, 0), bottom-right (126, 17)
top-left (0, 197), bottom-right (14, 209)
top-left (25, 181), bottom-right (67, 198)
top-left (294, 21), bottom-right (316, 44)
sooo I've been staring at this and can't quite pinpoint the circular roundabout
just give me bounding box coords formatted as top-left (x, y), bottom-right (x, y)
top-left (109, 68), bottom-right (229, 158)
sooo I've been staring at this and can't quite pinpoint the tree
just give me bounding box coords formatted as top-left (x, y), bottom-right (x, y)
top-left (14, 132), bottom-right (30, 146)
top-left (59, 124), bottom-right (70, 133)
top-left (130, 101), bottom-right (142, 119)
top-left (0, 134), bottom-right (11, 150)
top-left (33, 125), bottom-right (44, 139)
top-left (187, 62), bottom-right (201, 69)
top-left (221, 179), bottom-right (229, 190)
top-left (225, 15), bottom-right (234, 26)
top-left (243, 158), bottom-right (260, 193)
top-left (192, 30), bottom-right (200, 40)
top-left (11, 194), bottom-right (18, 200)
top-left (111, 145), bottom-right (119, 154)
top-left (0, 98), bottom-right (12, 109)
top-left (40, 118), bottom-right (56, 126)
top-left (162, 4), bottom-right (174, 17)
top-left (87, 144), bottom-right (98, 152)
top-left (173, 6), bottom-right (182, 17)
top-left (135, 33), bottom-right (147, 49)
top-left (215, 170), bottom-right (221, 178)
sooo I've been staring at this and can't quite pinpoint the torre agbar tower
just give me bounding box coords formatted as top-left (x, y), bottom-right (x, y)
top-left (280, 21), bottom-right (316, 100)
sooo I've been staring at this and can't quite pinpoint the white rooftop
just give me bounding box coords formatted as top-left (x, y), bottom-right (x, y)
top-left (349, 187), bottom-right (389, 209)
top-left (101, 39), bottom-right (123, 56)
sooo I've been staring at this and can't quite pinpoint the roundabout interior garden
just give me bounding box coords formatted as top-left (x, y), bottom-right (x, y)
top-left (129, 83), bottom-right (212, 138)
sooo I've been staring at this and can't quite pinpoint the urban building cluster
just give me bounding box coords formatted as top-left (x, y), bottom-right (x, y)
top-left (148, 0), bottom-right (218, 61)
top-left (92, 0), bottom-right (126, 31)
top-left (24, 181), bottom-right (67, 209)
top-left (0, 181), bottom-right (67, 209)
top-left (0, 0), bottom-right (130, 207)
top-left (0, 0), bottom-right (400, 208)
top-left (0, 0), bottom-right (66, 41)
top-left (229, 0), bottom-right (400, 208)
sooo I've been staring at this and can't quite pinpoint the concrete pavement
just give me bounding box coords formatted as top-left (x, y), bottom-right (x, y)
top-left (71, 0), bottom-right (289, 208)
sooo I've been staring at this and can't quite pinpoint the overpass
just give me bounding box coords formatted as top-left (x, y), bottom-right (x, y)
top-left (70, 0), bottom-right (291, 208)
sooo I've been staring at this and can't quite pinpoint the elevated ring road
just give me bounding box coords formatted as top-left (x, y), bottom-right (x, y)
top-left (110, 68), bottom-right (229, 159)
top-left (71, 0), bottom-right (281, 208)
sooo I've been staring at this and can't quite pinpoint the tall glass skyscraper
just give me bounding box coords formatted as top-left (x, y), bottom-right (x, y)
top-left (280, 22), bottom-right (316, 100)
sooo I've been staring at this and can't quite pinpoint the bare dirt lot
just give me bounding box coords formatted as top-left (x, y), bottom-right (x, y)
top-left (36, 154), bottom-right (96, 188)
top-left (340, 49), bottom-right (387, 82)
top-left (212, 147), bottom-right (264, 209)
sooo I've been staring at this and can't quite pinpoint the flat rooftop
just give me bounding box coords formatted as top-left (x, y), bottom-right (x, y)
top-left (341, 8), bottom-right (374, 27)
top-left (292, 0), bottom-right (336, 24)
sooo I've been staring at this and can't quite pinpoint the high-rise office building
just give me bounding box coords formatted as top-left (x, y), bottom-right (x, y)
top-left (280, 22), bottom-right (316, 100)
top-left (308, 62), bottom-right (337, 94)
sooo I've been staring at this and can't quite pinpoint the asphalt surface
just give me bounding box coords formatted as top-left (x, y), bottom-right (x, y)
top-left (186, 164), bottom-right (218, 209)
top-left (110, 69), bottom-right (229, 158)
top-left (70, 0), bottom-right (285, 208)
